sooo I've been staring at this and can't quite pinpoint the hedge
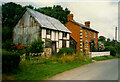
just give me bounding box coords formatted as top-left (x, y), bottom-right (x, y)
top-left (2, 50), bottom-right (20, 73)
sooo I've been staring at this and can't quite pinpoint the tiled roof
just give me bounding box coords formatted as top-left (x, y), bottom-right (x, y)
top-left (70, 20), bottom-right (99, 33)
top-left (27, 8), bottom-right (71, 33)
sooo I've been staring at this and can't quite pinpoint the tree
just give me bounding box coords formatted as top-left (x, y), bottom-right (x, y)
top-left (2, 2), bottom-right (24, 28)
top-left (98, 36), bottom-right (106, 42)
top-left (23, 5), bottom-right (34, 9)
top-left (35, 5), bottom-right (70, 24)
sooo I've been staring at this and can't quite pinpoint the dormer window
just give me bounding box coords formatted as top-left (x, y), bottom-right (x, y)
top-left (46, 29), bottom-right (51, 35)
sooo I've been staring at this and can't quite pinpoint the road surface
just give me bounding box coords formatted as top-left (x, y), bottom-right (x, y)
top-left (47, 59), bottom-right (119, 80)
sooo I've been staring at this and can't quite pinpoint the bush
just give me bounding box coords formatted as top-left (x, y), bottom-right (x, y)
top-left (2, 50), bottom-right (20, 73)
top-left (2, 40), bottom-right (12, 51)
top-left (105, 46), bottom-right (117, 56)
top-left (29, 38), bottom-right (44, 53)
top-left (57, 48), bottom-right (74, 55)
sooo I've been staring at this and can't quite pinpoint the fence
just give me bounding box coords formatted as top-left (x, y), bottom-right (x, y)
top-left (90, 51), bottom-right (110, 57)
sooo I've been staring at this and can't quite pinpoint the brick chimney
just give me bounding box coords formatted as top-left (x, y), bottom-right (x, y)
top-left (67, 14), bottom-right (73, 21)
top-left (85, 21), bottom-right (90, 27)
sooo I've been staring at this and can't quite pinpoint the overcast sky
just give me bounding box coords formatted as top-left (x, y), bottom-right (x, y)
top-left (1, 0), bottom-right (119, 40)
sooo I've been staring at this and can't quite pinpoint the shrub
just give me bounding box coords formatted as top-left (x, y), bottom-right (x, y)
top-left (29, 38), bottom-right (44, 53)
top-left (2, 40), bottom-right (12, 51)
top-left (57, 48), bottom-right (74, 55)
top-left (2, 50), bottom-right (20, 73)
top-left (105, 46), bottom-right (116, 56)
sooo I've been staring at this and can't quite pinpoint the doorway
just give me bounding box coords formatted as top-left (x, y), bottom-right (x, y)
top-left (52, 42), bottom-right (56, 55)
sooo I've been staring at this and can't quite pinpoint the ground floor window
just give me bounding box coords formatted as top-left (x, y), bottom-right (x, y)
top-left (62, 40), bottom-right (66, 48)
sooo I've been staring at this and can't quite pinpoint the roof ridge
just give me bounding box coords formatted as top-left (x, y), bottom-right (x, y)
top-left (69, 19), bottom-right (99, 33)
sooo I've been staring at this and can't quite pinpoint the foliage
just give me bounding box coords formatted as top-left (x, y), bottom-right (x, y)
top-left (29, 38), bottom-right (44, 53)
top-left (2, 27), bottom-right (12, 42)
top-left (98, 36), bottom-right (106, 41)
top-left (2, 2), bottom-right (24, 28)
top-left (105, 46), bottom-right (117, 56)
top-left (57, 48), bottom-right (74, 55)
top-left (34, 5), bottom-right (70, 24)
top-left (23, 5), bottom-right (34, 9)
top-left (98, 36), bottom-right (120, 56)
top-left (2, 49), bottom-right (20, 73)
top-left (2, 39), bottom-right (12, 51)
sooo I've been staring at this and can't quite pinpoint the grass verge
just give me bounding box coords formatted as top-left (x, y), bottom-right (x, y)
top-left (12, 61), bottom-right (92, 80)
top-left (92, 55), bottom-right (118, 61)
top-left (3, 53), bottom-right (119, 80)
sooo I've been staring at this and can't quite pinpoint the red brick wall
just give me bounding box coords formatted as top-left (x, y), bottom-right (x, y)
top-left (65, 21), bottom-right (80, 52)
top-left (66, 21), bottom-right (98, 52)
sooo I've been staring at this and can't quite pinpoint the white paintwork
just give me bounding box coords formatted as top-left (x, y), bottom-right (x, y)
top-left (55, 31), bottom-right (58, 41)
top-left (67, 33), bottom-right (70, 40)
top-left (47, 35), bottom-right (51, 39)
top-left (66, 41), bottom-right (69, 47)
top-left (90, 51), bottom-right (110, 57)
top-left (57, 49), bottom-right (59, 53)
top-left (63, 37), bottom-right (67, 40)
top-left (59, 32), bottom-right (62, 39)
top-left (56, 42), bottom-right (59, 48)
top-left (59, 40), bottom-right (62, 48)
top-left (51, 31), bottom-right (55, 41)
top-left (42, 29), bottom-right (46, 38)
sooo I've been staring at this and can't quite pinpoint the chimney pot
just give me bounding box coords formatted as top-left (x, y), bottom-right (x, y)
top-left (85, 21), bottom-right (90, 27)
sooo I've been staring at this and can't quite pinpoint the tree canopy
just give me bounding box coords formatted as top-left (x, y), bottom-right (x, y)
top-left (2, 2), bottom-right (70, 28)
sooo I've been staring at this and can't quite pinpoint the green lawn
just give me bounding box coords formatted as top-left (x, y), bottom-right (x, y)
top-left (12, 61), bottom-right (92, 80)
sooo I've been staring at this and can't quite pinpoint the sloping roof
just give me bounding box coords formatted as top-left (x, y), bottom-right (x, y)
top-left (70, 20), bottom-right (99, 33)
top-left (27, 8), bottom-right (71, 33)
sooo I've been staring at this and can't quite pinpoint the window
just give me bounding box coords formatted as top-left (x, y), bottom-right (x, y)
top-left (94, 33), bottom-right (96, 38)
top-left (85, 30), bottom-right (88, 38)
top-left (90, 32), bottom-right (92, 38)
top-left (62, 40), bottom-right (66, 48)
top-left (80, 28), bottom-right (82, 30)
top-left (63, 33), bottom-right (67, 37)
top-left (46, 29), bottom-right (51, 35)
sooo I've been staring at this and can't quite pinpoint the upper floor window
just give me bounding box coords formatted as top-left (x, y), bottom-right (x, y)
top-left (46, 29), bottom-right (51, 35)
top-left (90, 32), bottom-right (92, 38)
top-left (63, 32), bottom-right (67, 37)
top-left (94, 33), bottom-right (96, 38)
top-left (85, 30), bottom-right (88, 38)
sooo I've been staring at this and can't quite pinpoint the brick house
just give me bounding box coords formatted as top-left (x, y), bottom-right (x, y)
top-left (13, 8), bottom-right (71, 56)
top-left (65, 14), bottom-right (99, 52)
